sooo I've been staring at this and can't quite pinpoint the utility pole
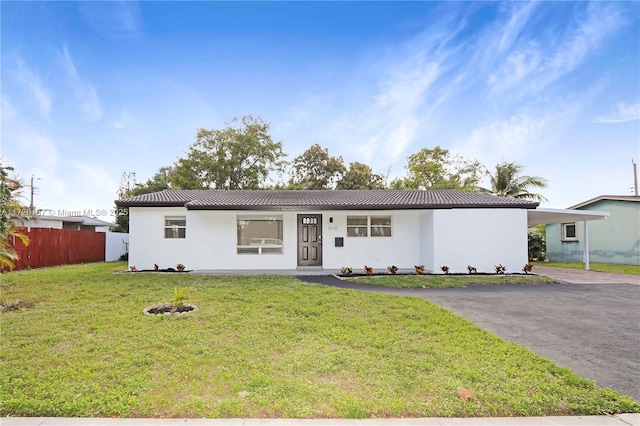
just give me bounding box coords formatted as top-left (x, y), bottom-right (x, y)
top-left (633, 160), bottom-right (639, 196)
top-left (28, 175), bottom-right (42, 212)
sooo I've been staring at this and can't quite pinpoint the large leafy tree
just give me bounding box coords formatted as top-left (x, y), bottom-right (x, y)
top-left (391, 146), bottom-right (486, 191)
top-left (113, 167), bottom-right (173, 233)
top-left (170, 115), bottom-right (286, 190)
top-left (0, 163), bottom-right (29, 270)
top-left (485, 161), bottom-right (548, 201)
top-left (290, 144), bottom-right (346, 190)
top-left (336, 162), bottom-right (386, 190)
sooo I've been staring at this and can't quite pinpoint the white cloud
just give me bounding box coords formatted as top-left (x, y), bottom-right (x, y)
top-left (496, 1), bottom-right (539, 52)
top-left (79, 1), bottom-right (142, 39)
top-left (112, 109), bottom-right (135, 129)
top-left (1, 96), bottom-right (66, 211)
top-left (12, 58), bottom-right (53, 118)
top-left (67, 161), bottom-right (119, 213)
top-left (529, 3), bottom-right (626, 94)
top-left (454, 111), bottom-right (549, 166)
top-left (60, 46), bottom-right (103, 121)
top-left (353, 51), bottom-right (441, 164)
top-left (1, 96), bottom-right (59, 176)
top-left (487, 42), bottom-right (542, 93)
top-left (277, 1), bottom-right (631, 184)
top-left (597, 102), bottom-right (640, 123)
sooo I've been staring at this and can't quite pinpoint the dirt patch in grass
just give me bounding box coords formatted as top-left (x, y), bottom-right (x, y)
top-left (0, 299), bottom-right (35, 313)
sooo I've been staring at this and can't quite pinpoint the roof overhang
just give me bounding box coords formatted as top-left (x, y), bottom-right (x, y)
top-left (527, 208), bottom-right (610, 226)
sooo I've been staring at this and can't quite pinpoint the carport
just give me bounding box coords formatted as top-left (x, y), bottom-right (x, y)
top-left (527, 208), bottom-right (610, 270)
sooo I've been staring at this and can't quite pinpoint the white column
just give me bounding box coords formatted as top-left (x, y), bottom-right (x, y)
top-left (583, 221), bottom-right (590, 271)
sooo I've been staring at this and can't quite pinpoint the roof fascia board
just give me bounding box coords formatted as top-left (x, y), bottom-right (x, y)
top-left (569, 196), bottom-right (640, 209)
top-left (185, 204), bottom-right (536, 211)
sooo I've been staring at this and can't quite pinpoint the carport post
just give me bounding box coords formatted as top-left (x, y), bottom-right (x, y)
top-left (583, 221), bottom-right (590, 271)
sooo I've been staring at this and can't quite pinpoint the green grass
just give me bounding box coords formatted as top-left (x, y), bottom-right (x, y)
top-left (348, 274), bottom-right (555, 288)
top-left (534, 261), bottom-right (640, 276)
top-left (1, 262), bottom-right (637, 418)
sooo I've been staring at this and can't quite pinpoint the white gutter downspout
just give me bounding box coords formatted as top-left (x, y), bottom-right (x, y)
top-left (583, 221), bottom-right (590, 271)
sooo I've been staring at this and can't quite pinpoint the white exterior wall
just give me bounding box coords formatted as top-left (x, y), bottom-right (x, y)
top-left (418, 211), bottom-right (434, 272)
top-left (129, 207), bottom-right (423, 271)
top-left (105, 232), bottom-right (129, 261)
top-left (431, 208), bottom-right (528, 274)
top-left (188, 210), bottom-right (300, 270)
top-left (129, 207), bottom-right (527, 272)
top-left (129, 207), bottom-right (190, 270)
top-left (322, 210), bottom-right (421, 270)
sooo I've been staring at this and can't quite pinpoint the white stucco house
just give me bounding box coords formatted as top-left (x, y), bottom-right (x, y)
top-left (116, 189), bottom-right (557, 274)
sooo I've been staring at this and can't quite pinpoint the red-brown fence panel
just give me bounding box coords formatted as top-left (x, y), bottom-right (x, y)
top-left (5, 227), bottom-right (105, 271)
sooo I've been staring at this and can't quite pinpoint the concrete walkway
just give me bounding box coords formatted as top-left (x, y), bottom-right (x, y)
top-left (3, 414), bottom-right (639, 425)
top-left (532, 266), bottom-right (640, 285)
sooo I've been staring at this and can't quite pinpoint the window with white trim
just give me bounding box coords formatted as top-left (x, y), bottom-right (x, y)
top-left (347, 215), bottom-right (392, 237)
top-left (561, 222), bottom-right (577, 241)
top-left (237, 215), bottom-right (284, 254)
top-left (164, 216), bottom-right (186, 239)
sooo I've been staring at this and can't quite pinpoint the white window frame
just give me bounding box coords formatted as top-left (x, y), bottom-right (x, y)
top-left (164, 216), bottom-right (186, 239)
top-left (346, 215), bottom-right (392, 238)
top-left (561, 222), bottom-right (577, 241)
top-left (237, 215), bottom-right (284, 255)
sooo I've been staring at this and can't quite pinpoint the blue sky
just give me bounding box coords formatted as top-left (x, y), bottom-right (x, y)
top-left (2, 1), bottom-right (639, 220)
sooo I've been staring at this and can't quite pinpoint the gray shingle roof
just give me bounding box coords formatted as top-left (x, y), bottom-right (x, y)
top-left (116, 189), bottom-right (539, 210)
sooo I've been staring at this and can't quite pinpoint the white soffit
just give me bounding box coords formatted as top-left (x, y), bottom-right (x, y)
top-left (527, 208), bottom-right (610, 226)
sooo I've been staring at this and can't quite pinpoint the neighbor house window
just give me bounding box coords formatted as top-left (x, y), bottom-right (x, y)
top-left (237, 215), bottom-right (283, 254)
top-left (347, 215), bottom-right (392, 237)
top-left (561, 222), bottom-right (577, 240)
top-left (165, 216), bottom-right (186, 239)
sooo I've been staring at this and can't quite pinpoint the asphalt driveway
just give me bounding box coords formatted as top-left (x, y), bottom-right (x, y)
top-left (297, 276), bottom-right (640, 401)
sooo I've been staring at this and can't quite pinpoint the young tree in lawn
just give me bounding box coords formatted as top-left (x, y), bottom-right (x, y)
top-left (485, 161), bottom-right (548, 201)
top-left (290, 144), bottom-right (346, 190)
top-left (170, 115), bottom-right (287, 190)
top-left (336, 162), bottom-right (386, 190)
top-left (391, 146), bottom-right (486, 191)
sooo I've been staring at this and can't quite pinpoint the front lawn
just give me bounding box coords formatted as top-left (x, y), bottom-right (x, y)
top-left (533, 261), bottom-right (640, 276)
top-left (347, 274), bottom-right (555, 288)
top-left (1, 262), bottom-right (637, 418)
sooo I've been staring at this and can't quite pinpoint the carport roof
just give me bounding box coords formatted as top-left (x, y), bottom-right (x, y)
top-left (527, 208), bottom-right (609, 226)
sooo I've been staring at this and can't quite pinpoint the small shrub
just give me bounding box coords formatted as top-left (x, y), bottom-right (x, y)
top-left (440, 265), bottom-right (450, 274)
top-left (467, 265), bottom-right (477, 274)
top-left (176, 263), bottom-right (185, 272)
top-left (528, 225), bottom-right (546, 261)
top-left (495, 264), bottom-right (506, 274)
top-left (522, 263), bottom-right (534, 274)
top-left (364, 265), bottom-right (374, 275)
top-left (171, 288), bottom-right (188, 313)
top-left (414, 265), bottom-right (425, 275)
top-left (387, 265), bottom-right (398, 275)
top-left (341, 266), bottom-right (353, 276)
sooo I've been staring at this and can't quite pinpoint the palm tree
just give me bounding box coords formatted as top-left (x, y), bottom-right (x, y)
top-left (485, 161), bottom-right (548, 202)
top-left (1, 163), bottom-right (29, 270)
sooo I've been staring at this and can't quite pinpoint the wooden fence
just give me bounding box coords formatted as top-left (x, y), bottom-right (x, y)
top-left (6, 227), bottom-right (105, 271)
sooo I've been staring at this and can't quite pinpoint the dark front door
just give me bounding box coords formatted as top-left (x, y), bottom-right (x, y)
top-left (297, 214), bottom-right (322, 266)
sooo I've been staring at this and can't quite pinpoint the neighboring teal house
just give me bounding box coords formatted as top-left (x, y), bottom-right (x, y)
top-left (546, 195), bottom-right (640, 266)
